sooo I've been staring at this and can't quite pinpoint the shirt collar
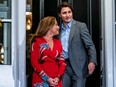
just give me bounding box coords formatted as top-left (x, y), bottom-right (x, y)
top-left (61, 19), bottom-right (73, 30)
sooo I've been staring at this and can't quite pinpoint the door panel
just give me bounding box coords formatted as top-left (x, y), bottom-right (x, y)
top-left (44, 0), bottom-right (57, 17)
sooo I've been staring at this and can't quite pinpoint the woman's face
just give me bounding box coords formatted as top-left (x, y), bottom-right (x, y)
top-left (49, 21), bottom-right (60, 35)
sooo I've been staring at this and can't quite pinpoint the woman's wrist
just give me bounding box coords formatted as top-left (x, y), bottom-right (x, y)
top-left (57, 75), bottom-right (62, 80)
top-left (41, 74), bottom-right (49, 81)
top-left (39, 70), bottom-right (49, 81)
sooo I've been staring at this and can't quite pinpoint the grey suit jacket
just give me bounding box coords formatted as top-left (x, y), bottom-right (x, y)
top-left (60, 20), bottom-right (97, 77)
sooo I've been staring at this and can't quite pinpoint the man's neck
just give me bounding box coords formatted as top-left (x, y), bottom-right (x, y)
top-left (63, 22), bottom-right (68, 28)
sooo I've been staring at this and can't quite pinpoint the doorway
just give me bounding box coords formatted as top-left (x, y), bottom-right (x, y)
top-left (26, 0), bottom-right (101, 87)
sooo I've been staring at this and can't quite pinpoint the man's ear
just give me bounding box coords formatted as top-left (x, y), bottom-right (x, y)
top-left (59, 14), bottom-right (61, 17)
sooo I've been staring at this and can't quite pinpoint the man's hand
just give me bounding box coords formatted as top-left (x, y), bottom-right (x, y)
top-left (88, 62), bottom-right (95, 74)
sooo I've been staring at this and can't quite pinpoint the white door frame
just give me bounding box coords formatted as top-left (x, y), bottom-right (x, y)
top-left (101, 0), bottom-right (116, 87)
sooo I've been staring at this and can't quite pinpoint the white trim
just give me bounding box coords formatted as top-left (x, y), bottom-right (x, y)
top-left (0, 65), bottom-right (14, 87)
top-left (0, 19), bottom-right (12, 22)
top-left (104, 0), bottom-right (114, 87)
top-left (17, 0), bottom-right (26, 87)
top-left (112, 0), bottom-right (116, 87)
top-left (12, 0), bottom-right (26, 87)
top-left (12, 0), bottom-right (19, 86)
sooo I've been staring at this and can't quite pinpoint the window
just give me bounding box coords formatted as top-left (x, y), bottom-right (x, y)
top-left (0, 0), bottom-right (11, 65)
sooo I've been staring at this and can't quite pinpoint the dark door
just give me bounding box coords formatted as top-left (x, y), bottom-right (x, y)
top-left (72, 0), bottom-right (101, 87)
top-left (31, 0), bottom-right (59, 33)
top-left (28, 0), bottom-right (101, 87)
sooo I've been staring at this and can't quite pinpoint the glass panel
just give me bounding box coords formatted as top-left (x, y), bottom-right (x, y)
top-left (0, 23), bottom-right (11, 65)
top-left (0, 0), bottom-right (11, 19)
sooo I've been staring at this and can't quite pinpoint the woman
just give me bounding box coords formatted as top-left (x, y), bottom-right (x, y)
top-left (30, 16), bottom-right (66, 87)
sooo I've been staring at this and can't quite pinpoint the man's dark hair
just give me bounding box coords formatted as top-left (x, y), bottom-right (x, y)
top-left (57, 2), bottom-right (73, 14)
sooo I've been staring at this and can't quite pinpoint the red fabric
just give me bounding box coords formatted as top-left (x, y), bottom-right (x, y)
top-left (31, 37), bottom-right (66, 87)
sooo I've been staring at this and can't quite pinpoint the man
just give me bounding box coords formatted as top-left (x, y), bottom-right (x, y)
top-left (57, 2), bottom-right (97, 87)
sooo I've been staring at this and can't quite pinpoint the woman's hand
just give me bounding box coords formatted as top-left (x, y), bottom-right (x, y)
top-left (53, 77), bottom-right (60, 85)
top-left (47, 77), bottom-right (58, 86)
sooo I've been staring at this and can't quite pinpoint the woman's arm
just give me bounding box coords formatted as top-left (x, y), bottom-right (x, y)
top-left (31, 41), bottom-right (49, 81)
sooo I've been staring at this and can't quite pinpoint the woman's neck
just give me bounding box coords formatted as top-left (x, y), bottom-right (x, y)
top-left (43, 31), bottom-right (54, 40)
top-left (43, 36), bottom-right (52, 40)
top-left (43, 34), bottom-right (53, 41)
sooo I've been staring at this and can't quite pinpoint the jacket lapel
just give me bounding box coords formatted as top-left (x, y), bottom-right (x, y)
top-left (68, 20), bottom-right (77, 44)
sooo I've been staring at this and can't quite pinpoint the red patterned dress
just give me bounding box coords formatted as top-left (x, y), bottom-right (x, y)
top-left (31, 37), bottom-right (66, 87)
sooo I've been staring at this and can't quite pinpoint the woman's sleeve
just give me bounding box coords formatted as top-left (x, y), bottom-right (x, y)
top-left (31, 41), bottom-right (49, 81)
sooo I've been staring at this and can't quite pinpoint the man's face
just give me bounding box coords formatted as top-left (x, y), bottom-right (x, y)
top-left (59, 7), bottom-right (73, 24)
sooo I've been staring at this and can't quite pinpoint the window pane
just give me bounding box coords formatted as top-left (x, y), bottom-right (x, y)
top-left (0, 23), bottom-right (11, 65)
top-left (0, 0), bottom-right (11, 19)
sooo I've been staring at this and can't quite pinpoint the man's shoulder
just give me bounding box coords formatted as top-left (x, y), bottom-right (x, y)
top-left (71, 20), bottom-right (86, 30)
top-left (73, 20), bottom-right (86, 26)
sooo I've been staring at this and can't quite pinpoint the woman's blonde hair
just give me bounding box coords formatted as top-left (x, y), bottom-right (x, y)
top-left (30, 16), bottom-right (56, 44)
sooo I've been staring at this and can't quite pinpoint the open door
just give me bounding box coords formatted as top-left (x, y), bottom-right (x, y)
top-left (27, 0), bottom-right (101, 87)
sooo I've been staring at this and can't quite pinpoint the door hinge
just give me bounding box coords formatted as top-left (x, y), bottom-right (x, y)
top-left (0, 19), bottom-right (3, 29)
